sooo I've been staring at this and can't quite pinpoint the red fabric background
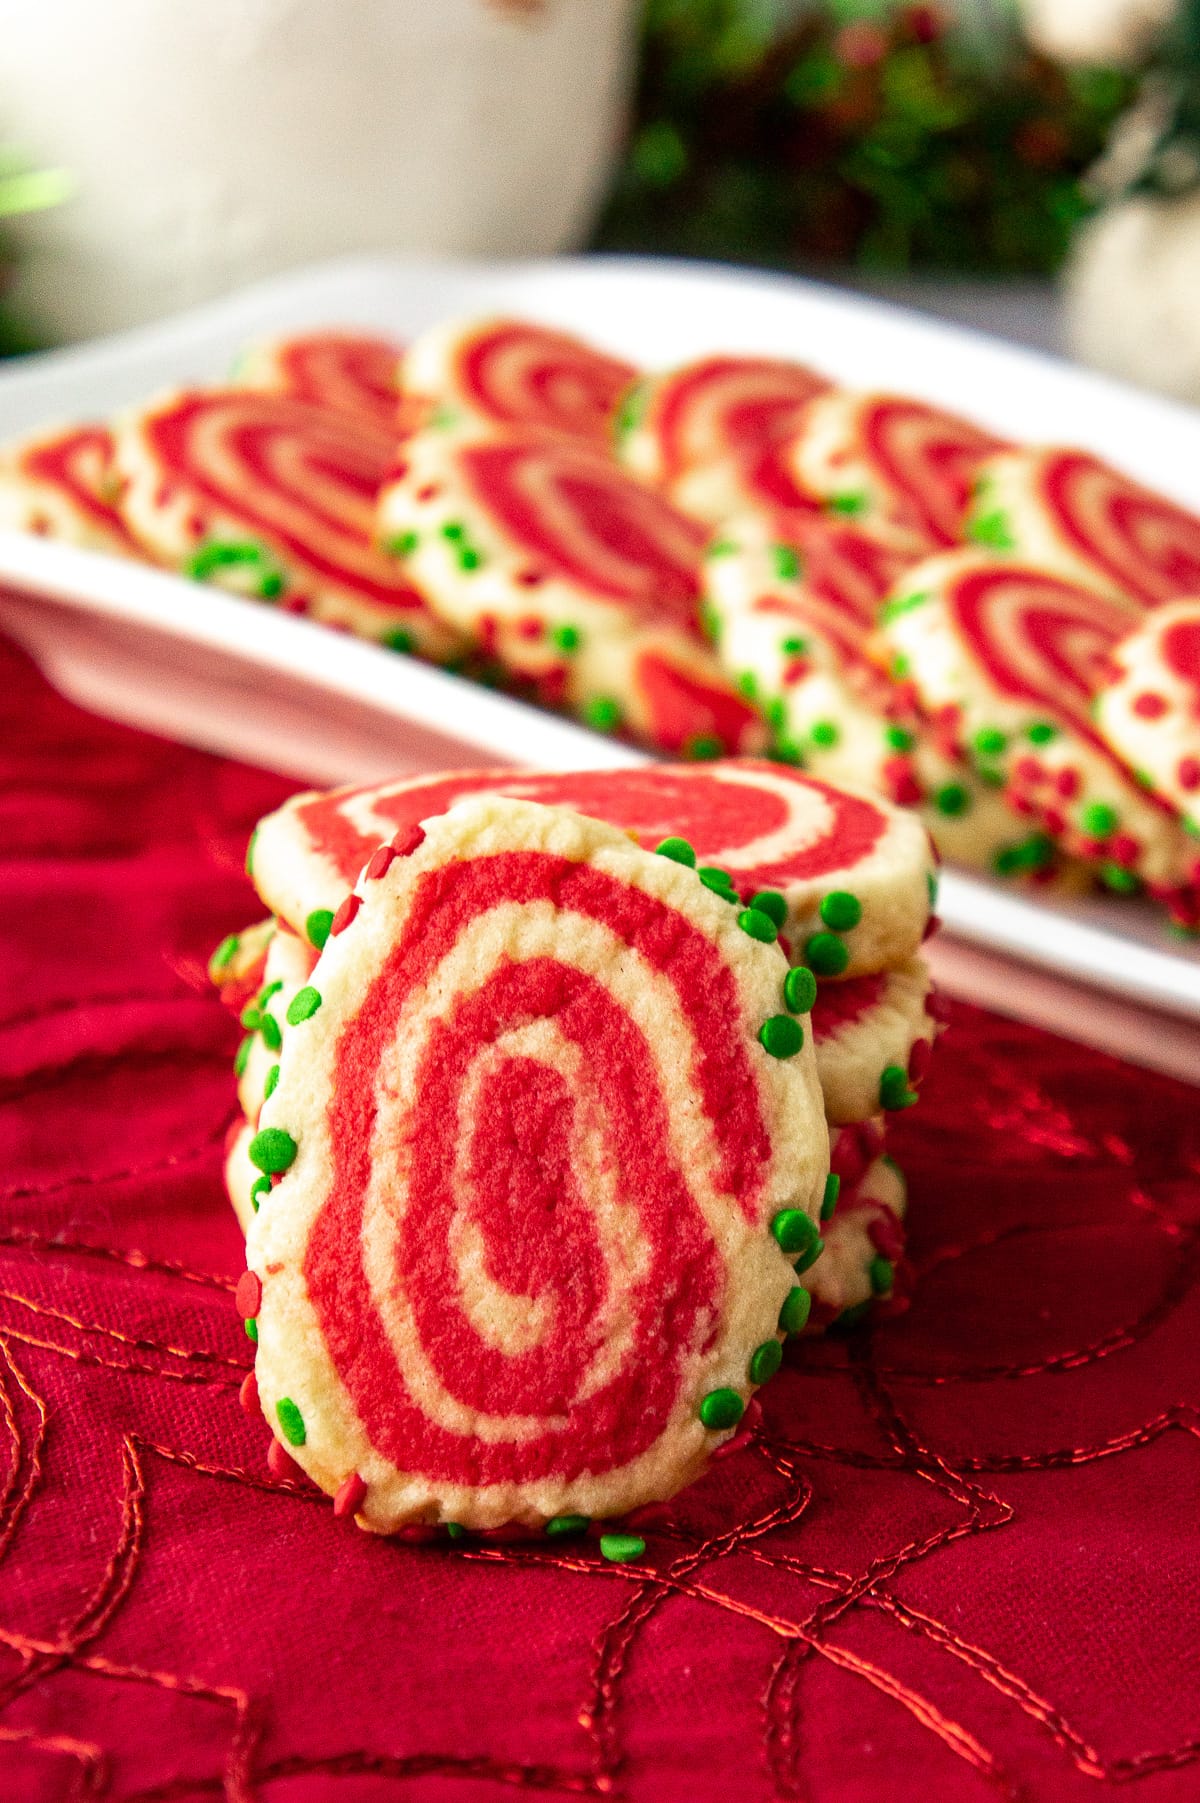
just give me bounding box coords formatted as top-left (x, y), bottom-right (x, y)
top-left (2, 628), bottom-right (1199, 1803)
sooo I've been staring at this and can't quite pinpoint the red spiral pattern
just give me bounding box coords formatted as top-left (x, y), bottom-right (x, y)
top-left (288, 761), bottom-right (895, 907)
top-left (1161, 613), bottom-right (1200, 692)
top-left (1043, 451), bottom-right (1200, 607)
top-left (861, 397), bottom-right (1007, 545)
top-left (15, 424), bottom-right (141, 553)
top-left (248, 331), bottom-right (404, 430)
top-left (458, 434), bottom-right (706, 627)
top-left (137, 390), bottom-right (433, 616)
top-left (302, 850), bottom-right (772, 1482)
top-left (457, 321), bottom-right (637, 442)
top-left (946, 564), bottom-right (1137, 743)
top-left (751, 516), bottom-right (912, 669)
top-left (649, 357), bottom-right (831, 480)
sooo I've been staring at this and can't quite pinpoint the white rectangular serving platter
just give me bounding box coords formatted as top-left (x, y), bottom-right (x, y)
top-left (0, 253), bottom-right (1197, 1074)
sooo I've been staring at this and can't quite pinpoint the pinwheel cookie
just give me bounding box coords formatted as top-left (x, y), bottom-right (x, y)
top-left (375, 421), bottom-right (763, 754)
top-left (1094, 599), bottom-right (1200, 841)
top-left (811, 961), bottom-right (936, 1126)
top-left (966, 447), bottom-right (1200, 609)
top-left (702, 514), bottom-right (1065, 880)
top-left (615, 354), bottom-right (830, 498)
top-left (804, 1151), bottom-right (907, 1329)
top-left (113, 388), bottom-right (459, 658)
top-left (399, 316), bottom-right (637, 444)
top-left (246, 760), bottom-right (936, 979)
top-left (784, 391), bottom-right (1008, 552)
top-left (875, 551), bottom-right (1194, 900)
top-left (232, 330), bottom-right (405, 431)
top-left (238, 794), bottom-right (829, 1532)
top-left (0, 422), bottom-right (142, 556)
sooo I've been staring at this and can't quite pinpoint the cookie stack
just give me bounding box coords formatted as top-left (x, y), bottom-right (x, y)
top-left (213, 761), bottom-right (940, 1533)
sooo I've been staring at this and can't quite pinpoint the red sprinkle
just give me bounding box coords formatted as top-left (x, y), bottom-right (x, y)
top-left (267, 1437), bottom-right (303, 1482)
top-left (333, 1472), bottom-right (368, 1519)
top-left (330, 893), bottom-right (361, 936)
top-left (1109, 833), bottom-right (1140, 868)
top-left (867, 1212), bottom-right (906, 1260)
top-left (1013, 756), bottom-right (1044, 786)
top-left (781, 656), bottom-right (810, 686)
top-left (711, 1395), bottom-right (763, 1461)
top-left (921, 914), bottom-right (941, 942)
top-left (515, 567), bottom-right (545, 588)
top-left (365, 844), bottom-right (396, 881)
top-left (620, 1499), bottom-right (675, 1533)
top-left (1133, 691), bottom-right (1168, 720)
top-left (235, 1270), bottom-right (262, 1319)
top-left (391, 822), bottom-right (427, 858)
top-left (516, 615), bottom-right (544, 640)
top-left (1055, 767), bottom-right (1082, 799)
top-left (395, 1523), bottom-right (444, 1544)
top-left (1179, 756), bottom-right (1200, 792)
top-left (238, 1370), bottom-right (259, 1415)
top-left (907, 1037), bottom-right (932, 1083)
top-left (476, 1522), bottom-right (544, 1543)
top-left (927, 990), bottom-right (953, 1025)
top-left (415, 483), bottom-right (440, 502)
top-left (882, 755), bottom-right (922, 807)
top-left (1041, 807), bottom-right (1066, 836)
top-left (1009, 794), bottom-right (1037, 817)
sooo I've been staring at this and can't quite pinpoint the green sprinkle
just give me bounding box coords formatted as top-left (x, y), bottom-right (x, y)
top-left (698, 1388), bottom-right (744, 1431)
top-left (699, 598), bottom-right (722, 643)
top-left (655, 836), bottom-right (696, 867)
top-left (1100, 862), bottom-right (1141, 894)
top-left (440, 521), bottom-right (465, 542)
top-left (819, 890), bottom-right (862, 931)
top-left (211, 933), bottom-right (240, 972)
top-left (698, 866), bottom-right (738, 899)
top-left (600, 1534), bottom-right (646, 1563)
top-left (772, 543), bottom-right (802, 582)
top-left (978, 763), bottom-right (1006, 788)
top-left (885, 724), bottom-right (915, 752)
top-left (384, 628), bottom-right (415, 655)
top-left (783, 965), bottom-right (817, 1014)
top-left (968, 508), bottom-right (1015, 550)
top-left (821, 1172), bottom-right (840, 1221)
top-left (879, 589), bottom-right (930, 625)
top-left (869, 1256), bottom-right (894, 1295)
top-left (263, 1063), bottom-right (280, 1101)
top-left (248, 1127), bottom-right (298, 1175)
top-left (993, 832), bottom-right (1055, 875)
top-left (738, 907), bottom-right (778, 943)
top-left (244, 828), bottom-right (259, 879)
top-left (686, 733), bottom-right (724, 761)
top-left (244, 1317), bottom-right (258, 1343)
top-left (276, 1398), bottom-right (306, 1446)
top-left (286, 986), bottom-right (322, 1025)
top-left (614, 379), bottom-right (649, 443)
top-left (184, 538), bottom-right (280, 591)
top-left (810, 719), bottom-right (840, 748)
top-left (771, 738), bottom-right (805, 767)
top-left (973, 726), bottom-right (1007, 758)
top-left (1081, 801), bottom-right (1118, 838)
top-left (584, 696), bottom-right (621, 733)
top-left (880, 1064), bottom-right (918, 1111)
top-left (705, 536), bottom-right (737, 560)
top-left (781, 634), bottom-right (808, 655)
top-left (385, 529), bottom-right (418, 557)
top-left (259, 1011), bottom-right (282, 1053)
top-left (759, 1015), bottom-right (804, 1058)
top-left (779, 1286), bottom-right (812, 1334)
top-left (764, 697), bottom-right (787, 732)
top-left (240, 1004), bottom-right (262, 1031)
top-left (827, 490), bottom-right (867, 517)
top-left (749, 889), bottom-right (787, 928)
top-left (833, 1299), bottom-right (874, 1331)
top-left (927, 870), bottom-right (939, 909)
top-left (445, 1522), bottom-right (468, 1540)
top-left (250, 1174), bottom-right (271, 1213)
top-left (749, 1339), bottom-right (783, 1385)
top-left (234, 1035), bottom-right (254, 1078)
top-left (772, 1209), bottom-right (822, 1267)
top-left (457, 545), bottom-right (483, 572)
top-left (1027, 720), bottom-right (1058, 745)
top-left (551, 623), bottom-right (581, 654)
top-left (736, 669), bottom-right (759, 701)
top-left (891, 653), bottom-right (911, 680)
top-left (306, 908), bottom-right (335, 950)
top-left (934, 782), bottom-right (971, 817)
top-left (805, 932), bottom-right (850, 976)
top-left (545, 1514), bottom-right (590, 1538)
top-left (256, 980), bottom-right (283, 1008)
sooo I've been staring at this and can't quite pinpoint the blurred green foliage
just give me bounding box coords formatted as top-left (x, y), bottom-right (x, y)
top-left (593, 0), bottom-right (1133, 275)
top-left (0, 149), bottom-right (70, 355)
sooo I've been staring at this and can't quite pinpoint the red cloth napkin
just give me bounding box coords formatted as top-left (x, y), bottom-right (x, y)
top-left (2, 629), bottom-right (1199, 1803)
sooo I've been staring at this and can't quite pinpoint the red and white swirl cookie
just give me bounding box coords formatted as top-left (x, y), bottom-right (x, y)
top-left (875, 550), bottom-right (1194, 896)
top-left (967, 448), bottom-right (1200, 609)
top-left (209, 917), bottom-right (278, 1015)
top-left (786, 391), bottom-right (1009, 552)
top-left (376, 421), bottom-right (762, 754)
top-left (702, 515), bottom-right (1069, 881)
top-left (0, 422), bottom-right (142, 556)
top-left (811, 960), bottom-right (936, 1126)
top-left (113, 389), bottom-right (459, 659)
top-left (232, 330), bottom-right (405, 432)
top-left (616, 355), bottom-right (832, 492)
top-left (248, 760), bottom-right (936, 979)
top-left (242, 795), bottom-right (828, 1531)
top-left (804, 1151), bottom-right (907, 1329)
top-left (399, 316), bottom-right (637, 444)
top-left (1094, 599), bottom-right (1200, 841)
